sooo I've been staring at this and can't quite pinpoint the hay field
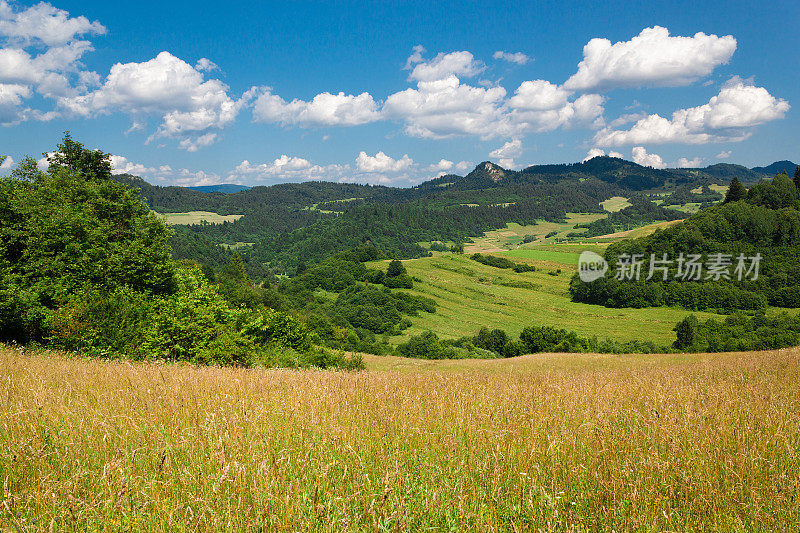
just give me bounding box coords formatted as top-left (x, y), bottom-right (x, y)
top-left (2, 346), bottom-right (798, 531)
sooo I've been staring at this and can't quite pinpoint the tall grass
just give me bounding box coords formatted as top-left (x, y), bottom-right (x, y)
top-left (1, 346), bottom-right (799, 531)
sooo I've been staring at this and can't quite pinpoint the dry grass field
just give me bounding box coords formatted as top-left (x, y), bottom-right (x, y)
top-left (2, 346), bottom-right (799, 531)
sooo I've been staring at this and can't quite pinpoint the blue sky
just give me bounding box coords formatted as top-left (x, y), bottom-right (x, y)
top-left (0, 0), bottom-right (797, 186)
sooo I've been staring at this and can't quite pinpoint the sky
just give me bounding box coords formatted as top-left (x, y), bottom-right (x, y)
top-left (0, 0), bottom-right (797, 187)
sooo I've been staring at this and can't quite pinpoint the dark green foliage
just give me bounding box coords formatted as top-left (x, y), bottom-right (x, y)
top-left (674, 312), bottom-right (800, 352)
top-left (746, 172), bottom-right (799, 209)
top-left (0, 147), bottom-right (175, 342)
top-left (387, 259), bottom-right (406, 277)
top-left (429, 242), bottom-right (450, 252)
top-left (472, 327), bottom-right (509, 354)
top-left (46, 132), bottom-right (113, 182)
top-left (570, 177), bottom-right (800, 312)
top-left (450, 243), bottom-right (464, 254)
top-left (725, 177), bottom-right (747, 203)
top-left (794, 166), bottom-right (800, 189)
top-left (396, 330), bottom-right (499, 359)
top-left (470, 253), bottom-right (536, 272)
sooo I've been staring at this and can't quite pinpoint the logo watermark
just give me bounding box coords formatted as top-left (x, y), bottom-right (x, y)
top-left (578, 251), bottom-right (609, 282)
top-left (579, 252), bottom-right (761, 282)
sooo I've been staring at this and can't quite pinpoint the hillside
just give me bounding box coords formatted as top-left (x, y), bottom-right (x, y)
top-left (111, 156), bottom-right (796, 274)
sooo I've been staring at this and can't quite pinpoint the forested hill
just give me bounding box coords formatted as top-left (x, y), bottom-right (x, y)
top-left (570, 172), bottom-right (800, 312)
top-left (109, 156), bottom-right (797, 274)
top-left (113, 156), bottom-right (798, 214)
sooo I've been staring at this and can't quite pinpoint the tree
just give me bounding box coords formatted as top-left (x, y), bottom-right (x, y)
top-left (46, 132), bottom-right (112, 181)
top-left (794, 166), bottom-right (800, 190)
top-left (386, 259), bottom-right (406, 277)
top-left (673, 315), bottom-right (699, 349)
top-left (725, 176), bottom-right (747, 203)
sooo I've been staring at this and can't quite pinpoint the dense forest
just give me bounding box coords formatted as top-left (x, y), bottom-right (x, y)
top-left (570, 170), bottom-right (800, 312)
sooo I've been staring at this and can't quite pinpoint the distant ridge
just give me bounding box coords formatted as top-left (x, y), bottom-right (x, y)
top-left (189, 184), bottom-right (251, 194)
top-left (751, 160), bottom-right (798, 176)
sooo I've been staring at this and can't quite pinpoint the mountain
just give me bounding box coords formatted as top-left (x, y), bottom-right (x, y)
top-left (699, 163), bottom-right (766, 183)
top-left (189, 184), bottom-right (251, 194)
top-left (751, 160), bottom-right (798, 176)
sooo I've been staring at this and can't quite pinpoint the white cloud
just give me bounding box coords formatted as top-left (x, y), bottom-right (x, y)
top-left (383, 75), bottom-right (510, 139)
top-left (252, 89), bottom-right (380, 127)
top-left (403, 44), bottom-right (426, 70)
top-left (582, 148), bottom-right (623, 162)
top-left (110, 154), bottom-right (226, 186)
top-left (59, 51), bottom-right (254, 149)
top-left (677, 156), bottom-right (703, 168)
top-left (355, 151), bottom-right (413, 173)
top-left (595, 78), bottom-right (789, 146)
top-left (493, 51), bottom-right (530, 65)
top-left (0, 154), bottom-right (13, 169)
top-left (489, 138), bottom-right (522, 168)
top-left (455, 160), bottom-right (473, 172)
top-left (0, 82), bottom-right (31, 124)
top-left (0, 2), bottom-right (107, 123)
top-left (631, 146), bottom-right (666, 169)
top-left (427, 159), bottom-right (454, 172)
top-left (565, 26), bottom-right (736, 91)
top-left (408, 50), bottom-right (484, 82)
top-left (508, 80), bottom-right (605, 132)
top-left (195, 58), bottom-right (218, 72)
top-left (716, 150), bottom-right (732, 159)
top-left (0, 1), bottom-right (105, 47)
top-left (230, 156), bottom-right (347, 183)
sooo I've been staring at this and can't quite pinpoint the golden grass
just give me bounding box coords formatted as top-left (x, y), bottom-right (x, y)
top-left (155, 211), bottom-right (244, 225)
top-left (2, 346), bottom-right (799, 531)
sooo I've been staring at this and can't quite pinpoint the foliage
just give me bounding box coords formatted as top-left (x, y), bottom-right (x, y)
top-left (570, 175), bottom-right (800, 311)
top-left (470, 253), bottom-right (536, 272)
top-left (674, 312), bottom-right (800, 352)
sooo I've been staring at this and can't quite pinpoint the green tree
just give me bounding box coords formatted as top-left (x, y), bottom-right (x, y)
top-left (725, 176), bottom-right (747, 203)
top-left (46, 132), bottom-right (113, 181)
top-left (386, 259), bottom-right (406, 277)
top-left (673, 315), bottom-right (699, 349)
top-left (794, 166), bottom-right (800, 189)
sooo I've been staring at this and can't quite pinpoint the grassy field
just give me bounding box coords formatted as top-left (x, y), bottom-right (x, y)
top-left (375, 252), bottom-right (720, 345)
top-left (600, 196), bottom-right (631, 212)
top-left (2, 346), bottom-right (799, 531)
top-left (465, 214), bottom-right (606, 253)
top-left (155, 211), bottom-right (244, 225)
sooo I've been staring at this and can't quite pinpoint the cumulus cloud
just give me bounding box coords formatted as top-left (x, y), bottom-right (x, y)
top-left (407, 50), bottom-right (484, 82)
top-left (0, 2), bottom-right (106, 123)
top-left (0, 154), bottom-right (13, 169)
top-left (252, 89), bottom-right (380, 127)
top-left (489, 138), bottom-right (522, 168)
top-left (677, 156), bottom-right (703, 168)
top-left (509, 80), bottom-right (605, 132)
top-left (583, 148), bottom-right (623, 162)
top-left (355, 151), bottom-right (413, 173)
top-left (565, 26), bottom-right (736, 91)
top-left (383, 75), bottom-right (510, 139)
top-left (230, 156), bottom-right (348, 183)
top-left (195, 58), bottom-right (218, 72)
top-left (110, 154), bottom-right (226, 186)
top-left (631, 146), bottom-right (666, 169)
top-left (59, 51), bottom-right (254, 149)
top-left (595, 78), bottom-right (789, 146)
top-left (0, 0), bottom-right (105, 46)
top-left (493, 51), bottom-right (530, 65)
top-left (427, 159), bottom-right (454, 172)
top-left (716, 150), bottom-right (732, 159)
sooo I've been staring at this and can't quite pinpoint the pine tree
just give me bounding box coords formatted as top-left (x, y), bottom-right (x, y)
top-left (794, 166), bottom-right (800, 189)
top-left (725, 176), bottom-right (747, 203)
